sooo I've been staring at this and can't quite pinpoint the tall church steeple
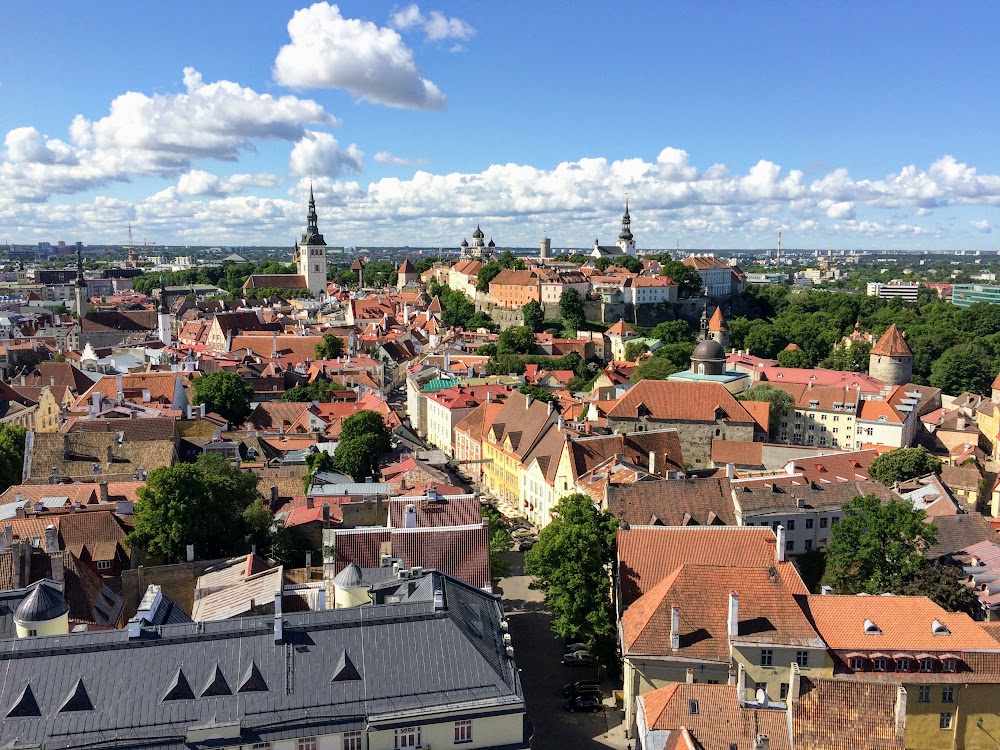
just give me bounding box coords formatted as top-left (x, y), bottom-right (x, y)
top-left (616, 199), bottom-right (636, 257)
top-left (74, 243), bottom-right (87, 318)
top-left (297, 183), bottom-right (327, 297)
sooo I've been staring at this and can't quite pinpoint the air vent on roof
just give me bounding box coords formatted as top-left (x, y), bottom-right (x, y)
top-left (932, 619), bottom-right (951, 636)
top-left (58, 678), bottom-right (94, 713)
top-left (6, 684), bottom-right (40, 718)
top-left (163, 667), bottom-right (195, 701)
top-left (200, 664), bottom-right (231, 697)
top-left (864, 619), bottom-right (882, 635)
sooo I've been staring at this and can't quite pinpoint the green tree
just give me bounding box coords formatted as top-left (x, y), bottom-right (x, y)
top-left (744, 321), bottom-right (788, 359)
top-left (519, 384), bottom-right (558, 405)
top-left (315, 333), bottom-right (344, 359)
top-left (522, 300), bottom-right (544, 332)
top-left (559, 288), bottom-right (586, 328)
top-left (777, 347), bottom-right (812, 368)
top-left (624, 340), bottom-right (649, 362)
top-left (630, 356), bottom-right (682, 382)
top-left (128, 453), bottom-right (264, 561)
top-left (465, 312), bottom-right (500, 333)
top-left (740, 383), bottom-right (793, 440)
top-left (303, 450), bottom-right (335, 492)
top-left (192, 371), bottom-right (253, 426)
top-left (0, 424), bottom-right (27, 495)
top-left (659, 261), bottom-right (702, 297)
top-left (825, 495), bottom-right (937, 594)
top-left (481, 506), bottom-right (512, 578)
top-left (333, 432), bottom-right (385, 481)
top-left (524, 494), bottom-right (619, 665)
top-left (497, 326), bottom-right (536, 356)
top-left (893, 562), bottom-right (980, 617)
top-left (868, 447), bottom-right (943, 486)
top-left (828, 341), bottom-right (871, 372)
top-left (280, 377), bottom-right (345, 402)
top-left (929, 345), bottom-right (992, 395)
top-left (340, 410), bottom-right (391, 452)
top-left (476, 260), bottom-right (503, 292)
top-left (650, 319), bottom-right (696, 344)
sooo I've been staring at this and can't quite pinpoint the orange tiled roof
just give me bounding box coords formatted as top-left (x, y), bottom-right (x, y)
top-left (606, 380), bottom-right (756, 425)
top-left (871, 324), bottom-right (912, 357)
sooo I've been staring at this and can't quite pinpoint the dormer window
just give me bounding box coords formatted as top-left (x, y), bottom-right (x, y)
top-left (919, 658), bottom-right (934, 672)
top-left (896, 658), bottom-right (911, 672)
top-left (864, 619), bottom-right (882, 635)
top-left (873, 658), bottom-right (887, 671)
top-left (932, 619), bottom-right (951, 636)
top-left (849, 657), bottom-right (866, 671)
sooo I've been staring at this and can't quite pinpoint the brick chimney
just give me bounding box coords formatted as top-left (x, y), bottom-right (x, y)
top-left (50, 552), bottom-right (65, 584)
top-left (895, 686), bottom-right (907, 740)
top-left (670, 604), bottom-right (680, 650)
top-left (776, 525), bottom-right (786, 562)
top-left (728, 591), bottom-right (740, 639)
top-left (43, 524), bottom-right (59, 554)
top-left (99, 482), bottom-right (109, 504)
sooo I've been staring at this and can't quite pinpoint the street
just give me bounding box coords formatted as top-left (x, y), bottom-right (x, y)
top-left (496, 552), bottom-right (628, 750)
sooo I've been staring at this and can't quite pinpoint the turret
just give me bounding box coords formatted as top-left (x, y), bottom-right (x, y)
top-left (296, 183), bottom-right (327, 296)
top-left (869, 324), bottom-right (913, 386)
top-left (14, 579), bottom-right (70, 638)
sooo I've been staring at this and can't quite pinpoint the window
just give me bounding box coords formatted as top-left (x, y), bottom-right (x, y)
top-left (849, 657), bottom-right (865, 671)
top-left (251, 744), bottom-right (272, 750)
top-left (919, 686), bottom-right (931, 702)
top-left (785, 540), bottom-right (794, 552)
top-left (297, 738), bottom-right (318, 750)
top-left (804, 539), bottom-right (813, 552)
top-left (942, 687), bottom-right (955, 703)
top-left (820, 518), bottom-right (828, 529)
top-left (805, 518), bottom-right (814, 529)
top-left (796, 651), bottom-right (809, 668)
top-left (689, 700), bottom-right (699, 715)
top-left (874, 658), bottom-right (887, 671)
top-left (455, 720), bottom-right (473, 743)
top-left (343, 732), bottom-right (362, 750)
top-left (760, 649), bottom-right (773, 666)
top-left (395, 727), bottom-right (420, 749)
top-left (97, 560), bottom-right (112, 571)
top-left (940, 712), bottom-right (953, 730)
top-left (943, 659), bottom-right (957, 673)
top-left (779, 683), bottom-right (789, 700)
top-left (787, 519), bottom-right (795, 531)
top-left (896, 658), bottom-right (911, 672)
top-left (920, 658), bottom-right (934, 672)
top-left (27, 629), bottom-right (37, 637)
top-left (832, 516), bottom-right (840, 525)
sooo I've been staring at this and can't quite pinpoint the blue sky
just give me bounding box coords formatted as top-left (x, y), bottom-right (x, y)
top-left (1, 2), bottom-right (998, 249)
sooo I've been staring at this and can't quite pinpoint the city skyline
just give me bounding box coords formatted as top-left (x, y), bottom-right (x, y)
top-left (1, 1), bottom-right (998, 249)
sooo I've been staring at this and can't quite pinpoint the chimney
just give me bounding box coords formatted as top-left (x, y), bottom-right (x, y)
top-left (433, 588), bottom-right (445, 610)
top-left (686, 668), bottom-right (694, 684)
top-left (728, 591), bottom-right (739, 638)
top-left (273, 592), bottom-right (284, 643)
top-left (142, 388), bottom-right (151, 403)
top-left (106, 445), bottom-right (114, 466)
top-left (270, 486), bottom-right (278, 507)
top-left (186, 544), bottom-right (195, 562)
top-left (11, 542), bottom-right (24, 589)
top-left (726, 462), bottom-right (735, 480)
top-left (43, 524), bottom-right (59, 553)
top-left (755, 735), bottom-right (770, 750)
top-left (558, 415), bottom-right (566, 430)
top-left (670, 605), bottom-right (680, 650)
top-left (50, 553), bottom-right (65, 584)
top-left (322, 503), bottom-right (330, 529)
top-left (0, 524), bottom-right (9, 553)
top-left (63, 434), bottom-right (71, 460)
top-left (894, 685), bottom-right (907, 740)
top-left (737, 662), bottom-right (747, 706)
top-left (788, 662), bottom-right (801, 702)
top-left (525, 393), bottom-right (533, 409)
top-left (98, 481), bottom-right (109, 504)
top-left (548, 400), bottom-right (554, 416)
top-left (115, 373), bottom-right (124, 405)
top-left (648, 450), bottom-right (657, 475)
top-left (776, 524), bottom-right (786, 562)
top-left (405, 504), bottom-right (417, 528)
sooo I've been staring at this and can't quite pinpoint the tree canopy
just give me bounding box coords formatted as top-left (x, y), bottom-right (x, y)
top-left (740, 383), bottom-right (793, 440)
top-left (524, 493), bottom-right (619, 665)
top-left (559, 288), bottom-right (586, 329)
top-left (332, 410), bottom-right (392, 482)
top-left (191, 371), bottom-right (253, 426)
top-left (777, 347), bottom-right (812, 368)
top-left (0, 424), bottom-right (26, 496)
top-left (481, 505), bottom-right (512, 578)
top-left (868, 447), bottom-right (943, 486)
top-left (522, 300), bottom-right (544, 332)
top-left (128, 453), bottom-right (270, 562)
top-left (929, 345), bottom-right (992, 396)
top-left (315, 333), bottom-right (344, 359)
top-left (825, 494), bottom-right (937, 594)
top-left (659, 260), bottom-right (702, 297)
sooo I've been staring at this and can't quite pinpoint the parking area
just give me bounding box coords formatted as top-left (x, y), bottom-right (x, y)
top-left (497, 553), bottom-right (627, 750)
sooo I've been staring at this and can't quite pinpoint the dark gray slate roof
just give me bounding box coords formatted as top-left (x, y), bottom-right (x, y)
top-left (13, 580), bottom-right (69, 624)
top-left (0, 571), bottom-right (524, 750)
top-left (333, 561), bottom-right (363, 587)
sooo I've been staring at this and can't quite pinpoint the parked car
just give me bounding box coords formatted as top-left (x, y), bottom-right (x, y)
top-left (561, 650), bottom-right (598, 666)
top-left (511, 528), bottom-right (537, 540)
top-left (516, 538), bottom-right (535, 552)
top-left (563, 681), bottom-right (603, 698)
top-left (565, 643), bottom-right (590, 653)
top-left (563, 693), bottom-right (603, 713)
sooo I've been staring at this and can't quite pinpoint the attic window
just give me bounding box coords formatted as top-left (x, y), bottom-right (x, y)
top-left (864, 619), bottom-right (882, 635)
top-left (932, 619), bottom-right (951, 636)
top-left (689, 699), bottom-right (699, 714)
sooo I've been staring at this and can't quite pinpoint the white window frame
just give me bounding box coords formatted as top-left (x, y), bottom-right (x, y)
top-left (454, 719), bottom-right (473, 743)
top-left (343, 731), bottom-right (363, 750)
top-left (97, 560), bottom-right (112, 571)
top-left (940, 712), bottom-right (953, 730)
top-left (297, 738), bottom-right (318, 750)
top-left (395, 726), bottom-right (420, 749)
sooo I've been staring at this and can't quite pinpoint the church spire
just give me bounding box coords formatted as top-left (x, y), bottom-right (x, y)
top-left (619, 199), bottom-right (633, 242)
top-left (300, 182), bottom-right (325, 246)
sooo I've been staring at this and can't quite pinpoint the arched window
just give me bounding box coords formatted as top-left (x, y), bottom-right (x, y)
top-left (698, 363), bottom-right (705, 375)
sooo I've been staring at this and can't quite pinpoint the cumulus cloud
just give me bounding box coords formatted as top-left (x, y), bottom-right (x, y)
top-left (274, 2), bottom-right (446, 109)
top-left (389, 4), bottom-right (475, 42)
top-left (176, 170), bottom-right (279, 196)
top-left (374, 150), bottom-right (428, 167)
top-left (973, 219), bottom-right (992, 233)
top-left (0, 68), bottom-right (335, 201)
top-left (289, 131), bottom-right (363, 177)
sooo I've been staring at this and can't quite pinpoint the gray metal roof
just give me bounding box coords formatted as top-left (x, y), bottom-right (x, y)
top-left (0, 571), bottom-right (523, 749)
top-left (13, 581), bottom-right (69, 624)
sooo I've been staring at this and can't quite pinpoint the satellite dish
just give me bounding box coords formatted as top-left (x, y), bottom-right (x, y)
top-left (755, 688), bottom-right (769, 707)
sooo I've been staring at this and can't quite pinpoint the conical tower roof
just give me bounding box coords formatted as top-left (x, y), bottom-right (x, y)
top-left (708, 307), bottom-right (728, 332)
top-left (871, 324), bottom-right (912, 357)
top-left (14, 581), bottom-right (69, 624)
top-left (398, 258), bottom-right (417, 274)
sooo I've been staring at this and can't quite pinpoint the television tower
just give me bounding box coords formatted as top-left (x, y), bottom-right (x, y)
top-left (776, 232), bottom-right (782, 266)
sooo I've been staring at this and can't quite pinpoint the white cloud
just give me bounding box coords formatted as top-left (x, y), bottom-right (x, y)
top-left (176, 170), bottom-right (279, 196)
top-left (374, 150), bottom-right (428, 167)
top-left (973, 219), bottom-right (992, 233)
top-left (0, 68), bottom-right (335, 201)
top-left (274, 2), bottom-right (446, 109)
top-left (289, 131), bottom-right (363, 177)
top-left (389, 4), bottom-right (475, 42)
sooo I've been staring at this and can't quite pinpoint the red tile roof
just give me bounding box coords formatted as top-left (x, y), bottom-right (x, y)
top-left (871, 324), bottom-right (912, 357)
top-left (606, 380), bottom-right (757, 424)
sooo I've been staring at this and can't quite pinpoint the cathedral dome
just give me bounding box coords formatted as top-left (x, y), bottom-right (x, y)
top-left (472, 224), bottom-right (485, 239)
top-left (691, 339), bottom-right (725, 361)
